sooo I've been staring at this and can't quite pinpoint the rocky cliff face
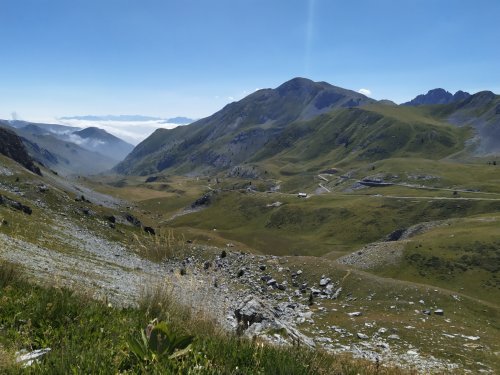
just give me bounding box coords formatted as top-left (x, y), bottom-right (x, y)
top-left (0, 126), bottom-right (42, 175)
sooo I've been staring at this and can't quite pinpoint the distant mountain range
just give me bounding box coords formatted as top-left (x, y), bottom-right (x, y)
top-left (60, 115), bottom-right (195, 124)
top-left (114, 77), bottom-right (500, 177)
top-left (2, 78), bottom-right (499, 177)
top-left (1, 120), bottom-right (134, 175)
top-left (8, 120), bottom-right (81, 134)
top-left (162, 117), bottom-right (196, 124)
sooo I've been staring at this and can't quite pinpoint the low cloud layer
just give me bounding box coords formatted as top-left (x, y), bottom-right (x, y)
top-left (57, 119), bottom-right (183, 145)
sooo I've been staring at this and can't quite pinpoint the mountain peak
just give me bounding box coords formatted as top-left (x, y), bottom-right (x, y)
top-left (404, 88), bottom-right (471, 106)
top-left (114, 77), bottom-right (377, 175)
top-left (74, 127), bottom-right (119, 141)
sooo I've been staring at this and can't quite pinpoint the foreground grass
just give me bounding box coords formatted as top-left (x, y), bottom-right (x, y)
top-left (0, 262), bottom-right (407, 374)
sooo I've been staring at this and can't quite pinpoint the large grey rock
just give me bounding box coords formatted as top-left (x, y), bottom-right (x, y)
top-left (319, 277), bottom-right (331, 286)
top-left (235, 297), bottom-right (267, 326)
top-left (234, 295), bottom-right (315, 348)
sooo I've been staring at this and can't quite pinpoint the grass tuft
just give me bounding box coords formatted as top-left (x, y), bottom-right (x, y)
top-left (0, 260), bottom-right (20, 288)
top-left (132, 228), bottom-right (189, 262)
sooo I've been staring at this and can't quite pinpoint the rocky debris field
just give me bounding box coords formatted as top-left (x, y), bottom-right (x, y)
top-left (336, 241), bottom-right (406, 270)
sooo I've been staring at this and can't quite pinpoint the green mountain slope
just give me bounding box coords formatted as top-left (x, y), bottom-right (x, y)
top-left (115, 78), bottom-right (490, 178)
top-left (114, 77), bottom-right (376, 175)
top-left (252, 105), bottom-right (468, 173)
top-left (432, 91), bottom-right (500, 154)
top-left (71, 127), bottom-right (134, 161)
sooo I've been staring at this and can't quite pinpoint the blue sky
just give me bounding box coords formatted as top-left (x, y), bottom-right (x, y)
top-left (0, 0), bottom-right (499, 123)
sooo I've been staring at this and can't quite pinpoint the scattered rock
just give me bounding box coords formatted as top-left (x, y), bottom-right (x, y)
top-left (124, 213), bottom-right (141, 227)
top-left (461, 335), bottom-right (480, 341)
top-left (348, 311), bottom-right (362, 317)
top-left (266, 278), bottom-right (277, 286)
top-left (331, 287), bottom-right (342, 299)
top-left (191, 193), bottom-right (212, 208)
top-left (357, 333), bottom-right (369, 340)
top-left (319, 276), bottom-right (331, 287)
top-left (143, 226), bottom-right (155, 235)
top-left (386, 228), bottom-right (406, 241)
top-left (16, 348), bottom-right (51, 367)
top-left (0, 194), bottom-right (32, 215)
top-left (377, 342), bottom-right (390, 349)
top-left (106, 215), bottom-right (116, 223)
top-left (235, 297), bottom-right (266, 326)
top-left (80, 208), bottom-right (95, 216)
top-left (37, 184), bottom-right (49, 193)
top-left (266, 201), bottom-right (282, 208)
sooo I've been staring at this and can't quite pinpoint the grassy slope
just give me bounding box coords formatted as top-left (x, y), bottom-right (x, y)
top-left (249, 104), bottom-right (469, 177)
top-left (168, 190), bottom-right (500, 257)
top-left (283, 256), bottom-right (500, 373)
top-left (2, 263), bottom-right (396, 375)
top-left (375, 215), bottom-right (500, 305)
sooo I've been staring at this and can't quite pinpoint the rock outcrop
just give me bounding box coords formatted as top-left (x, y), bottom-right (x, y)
top-left (0, 126), bottom-right (42, 175)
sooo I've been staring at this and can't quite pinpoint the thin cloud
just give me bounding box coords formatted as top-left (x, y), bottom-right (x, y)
top-left (358, 88), bottom-right (372, 96)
